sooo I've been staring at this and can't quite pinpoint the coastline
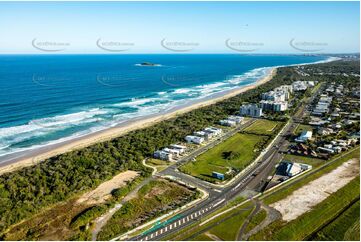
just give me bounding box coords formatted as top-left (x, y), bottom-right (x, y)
top-left (0, 68), bottom-right (278, 175)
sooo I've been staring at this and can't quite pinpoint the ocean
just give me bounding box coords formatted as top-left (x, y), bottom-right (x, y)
top-left (0, 54), bottom-right (328, 161)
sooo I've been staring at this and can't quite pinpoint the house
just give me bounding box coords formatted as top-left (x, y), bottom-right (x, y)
top-left (169, 144), bottom-right (187, 154)
top-left (317, 127), bottom-right (334, 136)
top-left (317, 147), bottom-right (335, 154)
top-left (240, 104), bottom-right (263, 117)
top-left (295, 131), bottom-right (313, 143)
top-left (153, 150), bottom-right (173, 161)
top-left (185, 135), bottom-right (204, 144)
top-left (333, 146), bottom-right (342, 153)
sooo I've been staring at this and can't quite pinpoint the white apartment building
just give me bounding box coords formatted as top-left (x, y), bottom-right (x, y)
top-left (240, 104), bottom-right (263, 117)
top-left (260, 100), bottom-right (288, 112)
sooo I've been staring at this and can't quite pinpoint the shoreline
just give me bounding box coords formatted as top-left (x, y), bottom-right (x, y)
top-left (0, 67), bottom-right (276, 175)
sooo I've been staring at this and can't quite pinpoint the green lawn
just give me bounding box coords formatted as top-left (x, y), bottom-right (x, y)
top-left (293, 124), bottom-right (314, 136)
top-left (283, 154), bottom-right (325, 168)
top-left (312, 200), bottom-right (360, 241)
top-left (209, 209), bottom-right (252, 240)
top-left (245, 209), bottom-right (267, 233)
top-left (179, 133), bottom-right (268, 182)
top-left (243, 119), bottom-right (281, 135)
top-left (190, 233), bottom-right (213, 241)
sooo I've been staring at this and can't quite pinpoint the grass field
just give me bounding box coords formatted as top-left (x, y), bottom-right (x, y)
top-left (283, 154), bottom-right (325, 168)
top-left (251, 177), bottom-right (360, 240)
top-left (245, 209), bottom-right (267, 233)
top-left (190, 233), bottom-right (213, 241)
top-left (179, 133), bottom-right (268, 182)
top-left (243, 119), bottom-right (281, 135)
top-left (208, 209), bottom-right (252, 240)
top-left (293, 124), bottom-right (314, 136)
top-left (311, 200), bottom-right (360, 240)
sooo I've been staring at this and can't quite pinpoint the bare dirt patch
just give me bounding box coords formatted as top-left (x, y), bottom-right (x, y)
top-left (77, 170), bottom-right (138, 205)
top-left (270, 159), bottom-right (360, 222)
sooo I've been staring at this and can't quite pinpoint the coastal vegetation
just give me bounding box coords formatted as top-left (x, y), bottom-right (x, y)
top-left (97, 179), bottom-right (199, 240)
top-left (0, 60), bottom-right (358, 237)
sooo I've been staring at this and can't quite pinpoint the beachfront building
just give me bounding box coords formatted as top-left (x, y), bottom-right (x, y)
top-left (295, 130), bottom-right (313, 143)
top-left (162, 148), bottom-right (180, 157)
top-left (169, 144), bottom-right (187, 154)
top-left (292, 81), bottom-right (308, 91)
top-left (261, 90), bottom-right (287, 102)
top-left (154, 150), bottom-right (173, 161)
top-left (219, 115), bottom-right (244, 127)
top-left (194, 131), bottom-right (213, 140)
top-left (204, 127), bottom-right (222, 136)
top-left (185, 135), bottom-right (204, 144)
top-left (240, 104), bottom-right (263, 117)
top-left (227, 115), bottom-right (244, 124)
top-left (260, 100), bottom-right (288, 112)
top-left (219, 119), bottom-right (236, 127)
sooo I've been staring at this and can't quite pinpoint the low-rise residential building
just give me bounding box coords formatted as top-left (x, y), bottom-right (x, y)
top-left (240, 104), bottom-right (263, 117)
top-left (185, 135), bottom-right (204, 144)
top-left (204, 127), bottom-right (222, 136)
top-left (154, 150), bottom-right (173, 161)
top-left (219, 119), bottom-right (236, 127)
top-left (317, 147), bottom-right (335, 154)
top-left (162, 148), bottom-right (180, 157)
top-left (194, 131), bottom-right (213, 140)
top-left (219, 115), bottom-right (243, 127)
top-left (292, 81), bottom-right (308, 91)
top-left (317, 127), bottom-right (334, 136)
top-left (227, 115), bottom-right (244, 124)
top-left (169, 144), bottom-right (187, 154)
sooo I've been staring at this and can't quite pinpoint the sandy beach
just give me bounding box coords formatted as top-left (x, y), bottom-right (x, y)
top-left (0, 68), bottom-right (277, 175)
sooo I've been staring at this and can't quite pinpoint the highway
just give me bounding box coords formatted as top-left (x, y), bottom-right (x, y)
top-left (126, 86), bottom-right (323, 241)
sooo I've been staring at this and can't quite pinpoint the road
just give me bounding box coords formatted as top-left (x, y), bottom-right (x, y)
top-left (124, 86), bottom-right (323, 241)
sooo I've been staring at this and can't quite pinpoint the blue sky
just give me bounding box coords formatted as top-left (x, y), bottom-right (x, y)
top-left (0, 1), bottom-right (359, 54)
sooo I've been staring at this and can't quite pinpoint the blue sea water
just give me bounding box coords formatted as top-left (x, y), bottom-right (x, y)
top-left (0, 54), bottom-right (328, 160)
